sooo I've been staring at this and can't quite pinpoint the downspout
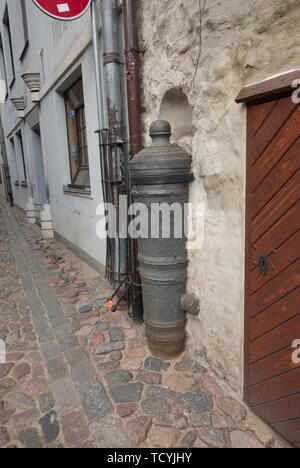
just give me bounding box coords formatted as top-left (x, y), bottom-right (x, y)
top-left (123, 0), bottom-right (143, 322)
top-left (100, 0), bottom-right (127, 292)
top-left (91, 0), bottom-right (106, 131)
top-left (0, 117), bottom-right (13, 206)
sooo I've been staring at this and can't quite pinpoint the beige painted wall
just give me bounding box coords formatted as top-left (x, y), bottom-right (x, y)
top-left (138, 0), bottom-right (300, 392)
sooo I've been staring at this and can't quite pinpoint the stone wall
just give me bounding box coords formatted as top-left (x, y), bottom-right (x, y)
top-left (137, 0), bottom-right (300, 391)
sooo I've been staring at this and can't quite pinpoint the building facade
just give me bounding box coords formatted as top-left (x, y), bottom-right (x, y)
top-left (0, 0), bottom-right (299, 445)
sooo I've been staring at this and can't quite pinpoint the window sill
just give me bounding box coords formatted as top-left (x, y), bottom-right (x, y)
top-left (63, 185), bottom-right (92, 199)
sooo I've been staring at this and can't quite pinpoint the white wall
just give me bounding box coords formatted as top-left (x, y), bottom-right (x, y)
top-left (0, 0), bottom-right (108, 270)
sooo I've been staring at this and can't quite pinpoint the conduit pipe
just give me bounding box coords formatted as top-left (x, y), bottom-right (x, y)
top-left (123, 0), bottom-right (144, 322)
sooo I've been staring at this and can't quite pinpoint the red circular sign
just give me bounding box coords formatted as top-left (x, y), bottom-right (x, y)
top-left (32, 0), bottom-right (91, 21)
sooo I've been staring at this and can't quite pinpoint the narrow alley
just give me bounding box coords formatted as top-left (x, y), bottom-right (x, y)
top-left (0, 202), bottom-right (288, 449)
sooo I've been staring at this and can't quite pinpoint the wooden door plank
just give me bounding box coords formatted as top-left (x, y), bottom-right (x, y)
top-left (251, 202), bottom-right (300, 265)
top-left (252, 100), bottom-right (278, 136)
top-left (250, 231), bottom-right (300, 294)
top-left (250, 288), bottom-right (300, 341)
top-left (249, 368), bottom-right (300, 406)
top-left (273, 419), bottom-right (300, 443)
top-left (252, 393), bottom-right (300, 424)
top-left (249, 315), bottom-right (300, 364)
top-left (252, 105), bottom-right (300, 190)
top-left (252, 138), bottom-right (300, 218)
top-left (249, 346), bottom-right (298, 387)
top-left (249, 260), bottom-right (300, 318)
top-left (251, 171), bottom-right (300, 243)
top-left (250, 97), bottom-right (298, 163)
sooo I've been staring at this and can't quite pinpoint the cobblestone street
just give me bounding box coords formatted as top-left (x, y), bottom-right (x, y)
top-left (0, 202), bottom-right (289, 448)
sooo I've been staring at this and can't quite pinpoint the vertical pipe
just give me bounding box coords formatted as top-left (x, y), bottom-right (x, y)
top-left (91, 0), bottom-right (105, 131)
top-left (100, 0), bottom-right (126, 291)
top-left (0, 117), bottom-right (13, 206)
top-left (123, 0), bottom-right (144, 322)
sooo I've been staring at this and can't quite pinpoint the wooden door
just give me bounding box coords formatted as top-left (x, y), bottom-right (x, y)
top-left (245, 92), bottom-right (300, 447)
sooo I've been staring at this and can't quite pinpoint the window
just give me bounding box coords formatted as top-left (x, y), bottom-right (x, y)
top-left (9, 137), bottom-right (18, 184)
top-left (2, 6), bottom-right (15, 88)
top-left (16, 131), bottom-right (27, 185)
top-left (20, 0), bottom-right (29, 61)
top-left (0, 35), bottom-right (8, 99)
top-left (65, 78), bottom-right (90, 187)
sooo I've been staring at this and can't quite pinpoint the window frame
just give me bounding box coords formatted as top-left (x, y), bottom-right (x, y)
top-left (16, 131), bottom-right (27, 186)
top-left (64, 77), bottom-right (90, 188)
top-left (19, 0), bottom-right (29, 61)
top-left (2, 5), bottom-right (15, 89)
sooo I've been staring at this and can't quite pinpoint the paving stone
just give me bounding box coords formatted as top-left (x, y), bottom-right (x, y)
top-left (0, 426), bottom-right (9, 447)
top-left (199, 374), bottom-right (224, 399)
top-left (0, 408), bottom-right (15, 425)
top-left (27, 351), bottom-right (42, 364)
top-left (6, 352), bottom-right (25, 362)
top-left (126, 416), bottom-right (152, 447)
top-left (230, 430), bottom-right (264, 448)
top-left (110, 351), bottom-right (122, 361)
top-left (71, 361), bottom-right (97, 387)
top-left (243, 414), bottom-right (274, 446)
top-left (165, 373), bottom-right (198, 392)
top-left (217, 397), bottom-right (247, 423)
top-left (24, 378), bottom-right (48, 395)
top-left (183, 390), bottom-right (213, 413)
top-left (19, 427), bottom-right (42, 448)
top-left (124, 347), bottom-right (146, 359)
top-left (95, 321), bottom-right (110, 332)
top-left (150, 427), bottom-right (181, 448)
top-left (90, 331), bottom-right (105, 347)
top-left (105, 369), bottom-right (133, 387)
top-left (58, 335), bottom-right (79, 351)
top-left (80, 378), bottom-right (113, 422)
top-left (61, 410), bottom-right (90, 447)
top-left (79, 306), bottom-right (92, 314)
top-left (46, 356), bottom-right (68, 381)
top-left (109, 383), bottom-right (143, 403)
top-left (136, 369), bottom-right (162, 385)
top-left (174, 414), bottom-right (188, 430)
top-left (116, 403), bottom-right (138, 418)
top-left (211, 410), bottom-right (234, 429)
top-left (91, 415), bottom-right (131, 448)
top-left (175, 356), bottom-right (207, 374)
top-left (141, 397), bottom-right (171, 415)
top-left (121, 359), bottom-right (142, 372)
top-left (55, 323), bottom-right (73, 339)
top-left (65, 347), bottom-right (87, 365)
top-left (11, 363), bottom-right (31, 380)
top-left (109, 327), bottom-right (125, 343)
top-left (146, 385), bottom-right (180, 401)
top-left (97, 361), bottom-right (120, 372)
top-left (38, 392), bottom-right (55, 413)
top-left (77, 326), bottom-right (93, 337)
top-left (144, 357), bottom-right (170, 373)
top-left (33, 365), bottom-right (44, 378)
top-left (41, 342), bottom-right (61, 361)
top-left (178, 430), bottom-right (198, 448)
top-left (0, 363), bottom-right (14, 378)
top-left (189, 411), bottom-right (212, 428)
top-left (39, 411), bottom-right (60, 444)
top-left (198, 428), bottom-right (227, 448)
top-left (94, 343), bottom-right (125, 356)
top-left (11, 409), bottom-right (40, 427)
top-left (6, 391), bottom-right (35, 409)
top-left (171, 399), bottom-right (192, 415)
top-left (52, 377), bottom-right (81, 413)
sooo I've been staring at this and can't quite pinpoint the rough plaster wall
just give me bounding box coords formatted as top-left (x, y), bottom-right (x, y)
top-left (138, 0), bottom-right (300, 392)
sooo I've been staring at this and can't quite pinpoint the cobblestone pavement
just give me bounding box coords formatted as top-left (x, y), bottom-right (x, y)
top-left (0, 202), bottom-right (289, 448)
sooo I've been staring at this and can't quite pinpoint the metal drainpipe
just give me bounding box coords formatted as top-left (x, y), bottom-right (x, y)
top-left (100, 0), bottom-right (127, 292)
top-left (91, 0), bottom-right (106, 131)
top-left (123, 0), bottom-right (144, 322)
top-left (0, 117), bottom-right (13, 206)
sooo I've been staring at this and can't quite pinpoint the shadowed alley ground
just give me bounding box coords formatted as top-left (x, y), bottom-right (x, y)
top-left (0, 201), bottom-right (289, 448)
